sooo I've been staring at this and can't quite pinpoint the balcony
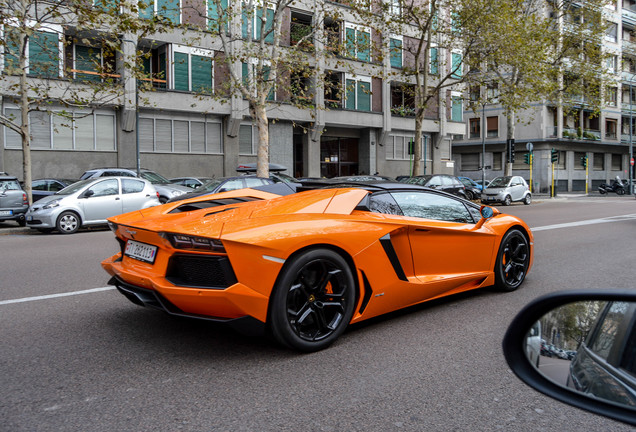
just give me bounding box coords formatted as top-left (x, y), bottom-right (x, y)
top-left (546, 126), bottom-right (557, 138)
top-left (562, 128), bottom-right (601, 140)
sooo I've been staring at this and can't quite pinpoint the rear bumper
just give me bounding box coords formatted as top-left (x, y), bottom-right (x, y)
top-left (108, 275), bottom-right (265, 336)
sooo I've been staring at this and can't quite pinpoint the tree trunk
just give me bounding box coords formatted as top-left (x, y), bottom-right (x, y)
top-left (412, 113), bottom-right (423, 176)
top-left (19, 33), bottom-right (33, 205)
top-left (253, 103), bottom-right (270, 178)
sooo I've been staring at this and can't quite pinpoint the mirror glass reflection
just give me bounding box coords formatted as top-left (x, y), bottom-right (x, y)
top-left (524, 301), bottom-right (636, 408)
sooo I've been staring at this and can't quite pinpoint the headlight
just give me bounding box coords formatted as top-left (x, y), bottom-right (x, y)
top-left (170, 190), bottom-right (186, 197)
top-left (160, 232), bottom-right (226, 252)
top-left (42, 199), bottom-right (61, 209)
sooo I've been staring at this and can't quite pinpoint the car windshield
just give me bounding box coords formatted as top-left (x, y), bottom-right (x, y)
top-left (55, 179), bottom-right (94, 195)
top-left (197, 179), bottom-right (226, 192)
top-left (488, 177), bottom-right (512, 188)
top-left (402, 176), bottom-right (432, 185)
top-left (272, 172), bottom-right (299, 183)
top-left (140, 171), bottom-right (171, 184)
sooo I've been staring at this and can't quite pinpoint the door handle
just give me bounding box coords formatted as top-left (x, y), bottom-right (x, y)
top-left (415, 228), bottom-right (430, 232)
top-left (115, 197), bottom-right (120, 200)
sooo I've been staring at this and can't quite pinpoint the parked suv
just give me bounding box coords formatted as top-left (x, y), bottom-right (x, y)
top-left (481, 176), bottom-right (531, 206)
top-left (0, 174), bottom-right (28, 226)
top-left (80, 168), bottom-right (190, 203)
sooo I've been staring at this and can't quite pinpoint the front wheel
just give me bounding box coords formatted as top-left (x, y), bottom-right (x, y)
top-left (494, 229), bottom-right (530, 292)
top-left (465, 190), bottom-right (474, 201)
top-left (503, 195), bottom-right (512, 206)
top-left (56, 211), bottom-right (80, 234)
top-left (269, 249), bottom-right (356, 352)
top-left (617, 188), bottom-right (625, 195)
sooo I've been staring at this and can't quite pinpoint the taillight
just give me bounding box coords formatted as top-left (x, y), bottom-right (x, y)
top-left (156, 192), bottom-right (160, 199)
top-left (22, 193), bottom-right (27, 205)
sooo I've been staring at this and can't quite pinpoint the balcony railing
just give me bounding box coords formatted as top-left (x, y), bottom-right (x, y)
top-left (562, 128), bottom-right (600, 140)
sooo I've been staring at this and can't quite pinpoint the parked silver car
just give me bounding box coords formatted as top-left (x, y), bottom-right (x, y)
top-left (0, 174), bottom-right (28, 226)
top-left (481, 176), bottom-right (531, 206)
top-left (26, 177), bottom-right (160, 234)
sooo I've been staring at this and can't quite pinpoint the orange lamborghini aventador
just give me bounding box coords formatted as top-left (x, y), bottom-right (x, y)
top-left (102, 182), bottom-right (533, 352)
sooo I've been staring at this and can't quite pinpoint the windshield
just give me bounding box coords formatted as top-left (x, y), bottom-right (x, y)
top-left (0, 179), bottom-right (21, 191)
top-left (272, 173), bottom-right (299, 183)
top-left (55, 179), bottom-right (93, 195)
top-left (487, 177), bottom-right (512, 188)
top-left (402, 176), bottom-right (432, 186)
top-left (140, 171), bottom-right (170, 184)
top-left (196, 179), bottom-right (226, 193)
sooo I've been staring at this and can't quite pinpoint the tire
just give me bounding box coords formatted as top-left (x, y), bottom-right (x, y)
top-left (37, 228), bottom-right (54, 234)
top-left (465, 190), bottom-right (474, 201)
top-left (56, 211), bottom-right (80, 234)
top-left (503, 195), bottom-right (512, 206)
top-left (494, 229), bottom-right (530, 292)
top-left (17, 216), bottom-right (26, 227)
top-left (269, 248), bottom-right (356, 352)
top-left (599, 188), bottom-right (607, 195)
top-left (617, 188), bottom-right (625, 195)
top-left (159, 196), bottom-right (168, 204)
top-left (524, 194), bottom-right (532, 205)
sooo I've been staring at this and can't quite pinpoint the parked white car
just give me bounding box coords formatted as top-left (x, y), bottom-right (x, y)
top-left (481, 176), bottom-right (532, 206)
top-left (26, 177), bottom-right (160, 234)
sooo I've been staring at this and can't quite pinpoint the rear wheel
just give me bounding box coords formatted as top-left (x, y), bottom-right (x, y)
top-left (56, 211), bottom-right (80, 234)
top-left (524, 194), bottom-right (532, 205)
top-left (503, 195), bottom-right (512, 206)
top-left (494, 229), bottom-right (530, 292)
top-left (617, 188), bottom-right (625, 195)
top-left (269, 249), bottom-right (355, 352)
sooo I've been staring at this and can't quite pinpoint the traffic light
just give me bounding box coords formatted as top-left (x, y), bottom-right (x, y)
top-left (581, 155), bottom-right (588, 168)
top-left (508, 139), bottom-right (515, 163)
top-left (551, 148), bottom-right (558, 164)
top-left (524, 153), bottom-right (530, 164)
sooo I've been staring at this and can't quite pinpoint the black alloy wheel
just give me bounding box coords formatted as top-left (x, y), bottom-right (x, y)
top-left (494, 229), bottom-right (530, 292)
top-left (269, 249), bottom-right (355, 352)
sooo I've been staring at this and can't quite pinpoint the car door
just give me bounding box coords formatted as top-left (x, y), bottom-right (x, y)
top-left (510, 177), bottom-right (525, 201)
top-left (79, 178), bottom-right (123, 222)
top-left (390, 190), bottom-right (497, 298)
top-left (121, 179), bottom-right (154, 213)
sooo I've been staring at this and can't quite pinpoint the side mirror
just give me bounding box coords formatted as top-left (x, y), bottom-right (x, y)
top-left (502, 290), bottom-right (636, 427)
top-left (474, 205), bottom-right (499, 229)
top-left (82, 189), bottom-right (95, 198)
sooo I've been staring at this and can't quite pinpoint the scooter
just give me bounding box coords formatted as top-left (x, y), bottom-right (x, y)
top-left (598, 176), bottom-right (626, 195)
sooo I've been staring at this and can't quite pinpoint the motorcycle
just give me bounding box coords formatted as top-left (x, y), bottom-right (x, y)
top-left (598, 176), bottom-right (626, 195)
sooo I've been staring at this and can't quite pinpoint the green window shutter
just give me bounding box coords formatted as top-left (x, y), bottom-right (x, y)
top-left (390, 38), bottom-right (402, 68)
top-left (4, 28), bottom-right (20, 74)
top-left (357, 81), bottom-right (371, 111)
top-left (29, 31), bottom-right (59, 78)
top-left (429, 47), bottom-right (438, 75)
top-left (158, 51), bottom-right (167, 89)
top-left (95, 0), bottom-right (118, 12)
top-left (157, 0), bottom-right (180, 24)
top-left (191, 55), bottom-right (212, 93)
top-left (345, 28), bottom-right (356, 58)
top-left (345, 78), bottom-right (356, 110)
top-left (264, 8), bottom-right (275, 43)
top-left (262, 65), bottom-right (275, 100)
top-left (242, 62), bottom-right (249, 87)
top-left (451, 96), bottom-right (462, 122)
top-left (242, 6), bottom-right (250, 39)
top-left (75, 45), bottom-right (101, 82)
top-left (451, 53), bottom-right (462, 78)
top-left (357, 31), bottom-right (370, 62)
top-left (139, 0), bottom-right (154, 19)
top-left (208, 0), bottom-right (228, 33)
top-left (174, 52), bottom-right (189, 91)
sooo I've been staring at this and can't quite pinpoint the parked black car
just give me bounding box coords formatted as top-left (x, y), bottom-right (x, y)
top-left (398, 174), bottom-right (467, 199)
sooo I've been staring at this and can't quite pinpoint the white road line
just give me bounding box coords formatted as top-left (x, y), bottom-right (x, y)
top-left (532, 214), bottom-right (636, 232)
top-left (0, 286), bottom-right (115, 305)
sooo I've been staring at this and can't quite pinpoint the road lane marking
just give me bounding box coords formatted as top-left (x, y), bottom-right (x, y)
top-left (0, 286), bottom-right (115, 305)
top-left (532, 214), bottom-right (636, 232)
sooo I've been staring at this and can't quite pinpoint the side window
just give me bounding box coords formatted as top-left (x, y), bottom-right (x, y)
top-left (218, 178), bottom-right (244, 192)
top-left (392, 191), bottom-right (473, 223)
top-left (368, 192), bottom-right (403, 215)
top-left (87, 179), bottom-right (119, 197)
top-left (32, 180), bottom-right (47, 191)
top-left (122, 179), bottom-right (145, 194)
top-left (244, 178), bottom-right (268, 188)
top-left (589, 302), bottom-right (630, 360)
top-left (428, 176), bottom-right (442, 187)
top-left (49, 181), bottom-right (66, 192)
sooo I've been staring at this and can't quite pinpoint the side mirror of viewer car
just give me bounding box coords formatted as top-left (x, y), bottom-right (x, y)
top-left (474, 205), bottom-right (499, 229)
top-left (502, 290), bottom-right (636, 427)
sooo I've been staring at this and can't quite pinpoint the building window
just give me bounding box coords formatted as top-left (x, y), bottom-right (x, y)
top-left (290, 11), bottom-right (313, 49)
top-left (389, 36), bottom-right (402, 68)
top-left (606, 87), bottom-right (617, 107)
top-left (451, 95), bottom-right (462, 122)
top-left (388, 0), bottom-right (401, 16)
top-left (611, 153), bottom-right (622, 170)
top-left (140, 0), bottom-right (181, 24)
top-left (574, 151), bottom-right (586, 170)
top-left (345, 23), bottom-right (371, 62)
top-left (469, 118), bottom-right (481, 138)
top-left (593, 152), bottom-right (604, 170)
top-left (461, 153), bottom-right (479, 170)
top-left (606, 55), bottom-right (618, 74)
top-left (139, 115), bottom-right (222, 154)
top-left (239, 124), bottom-right (256, 155)
top-left (605, 118), bottom-right (617, 138)
top-left (429, 47), bottom-right (438, 75)
top-left (324, 71), bottom-right (343, 109)
top-left (172, 46), bottom-right (214, 94)
top-left (492, 152), bottom-right (502, 170)
top-left (386, 133), bottom-right (429, 161)
top-left (242, 60), bottom-right (275, 100)
top-left (487, 116), bottom-right (498, 137)
top-left (451, 52), bottom-right (462, 79)
top-left (345, 74), bottom-right (371, 111)
top-left (605, 22), bottom-right (618, 43)
top-left (208, 0), bottom-right (229, 33)
top-left (391, 83), bottom-right (415, 116)
top-left (4, 108), bottom-right (116, 151)
top-left (4, 28), bottom-right (61, 78)
top-left (242, 2), bottom-right (275, 42)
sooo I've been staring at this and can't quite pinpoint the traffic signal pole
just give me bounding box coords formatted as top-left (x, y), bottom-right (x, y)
top-left (529, 153), bottom-right (533, 193)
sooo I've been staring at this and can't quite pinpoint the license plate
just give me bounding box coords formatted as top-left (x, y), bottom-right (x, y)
top-left (125, 240), bottom-right (158, 264)
top-left (0, 210), bottom-right (12, 216)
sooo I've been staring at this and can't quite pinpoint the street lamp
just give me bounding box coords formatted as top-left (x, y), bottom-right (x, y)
top-left (630, 78), bottom-right (634, 195)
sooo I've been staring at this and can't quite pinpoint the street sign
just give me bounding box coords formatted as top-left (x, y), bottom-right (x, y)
top-left (631, 157), bottom-right (634, 166)
top-left (526, 142), bottom-right (533, 152)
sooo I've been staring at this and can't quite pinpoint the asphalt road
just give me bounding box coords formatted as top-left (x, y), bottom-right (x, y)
top-left (1, 195), bottom-right (635, 431)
